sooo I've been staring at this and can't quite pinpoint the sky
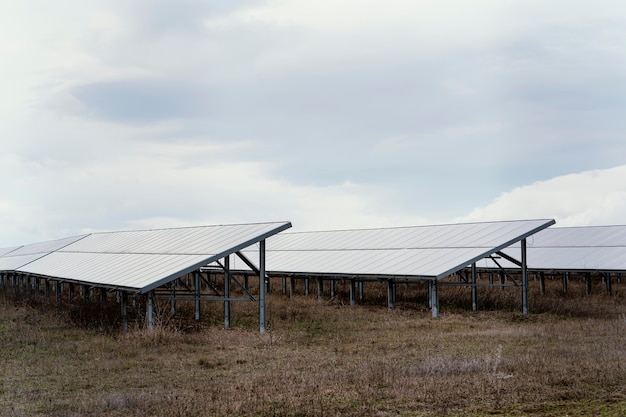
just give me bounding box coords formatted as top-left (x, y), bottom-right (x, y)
top-left (1, 0), bottom-right (626, 246)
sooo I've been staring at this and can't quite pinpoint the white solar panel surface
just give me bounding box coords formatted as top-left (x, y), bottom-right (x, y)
top-left (241, 219), bottom-right (555, 279)
top-left (484, 225), bottom-right (626, 271)
top-left (0, 222), bottom-right (291, 292)
top-left (0, 246), bottom-right (20, 257)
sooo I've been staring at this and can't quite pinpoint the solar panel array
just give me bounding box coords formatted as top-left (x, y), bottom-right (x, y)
top-left (482, 225), bottom-right (626, 272)
top-left (241, 219), bottom-right (556, 279)
top-left (0, 222), bottom-right (292, 293)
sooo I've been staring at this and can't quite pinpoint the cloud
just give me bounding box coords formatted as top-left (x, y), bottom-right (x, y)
top-left (458, 165), bottom-right (626, 226)
top-left (70, 80), bottom-right (211, 122)
top-left (2, 0), bottom-right (626, 247)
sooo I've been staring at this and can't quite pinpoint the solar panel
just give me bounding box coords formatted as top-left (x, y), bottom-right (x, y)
top-left (241, 219), bottom-right (555, 279)
top-left (485, 225), bottom-right (626, 271)
top-left (1, 222), bottom-right (292, 292)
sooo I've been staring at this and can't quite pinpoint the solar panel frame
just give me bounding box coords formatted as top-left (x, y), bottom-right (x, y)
top-left (242, 219), bottom-right (556, 280)
top-left (479, 225), bottom-right (626, 272)
top-left (0, 222), bottom-right (292, 293)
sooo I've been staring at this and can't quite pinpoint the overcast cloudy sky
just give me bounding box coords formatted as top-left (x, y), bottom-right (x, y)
top-left (1, 0), bottom-right (626, 246)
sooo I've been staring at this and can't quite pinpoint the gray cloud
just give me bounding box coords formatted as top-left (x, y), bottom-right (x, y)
top-left (3, 0), bottom-right (626, 245)
top-left (71, 80), bottom-right (211, 123)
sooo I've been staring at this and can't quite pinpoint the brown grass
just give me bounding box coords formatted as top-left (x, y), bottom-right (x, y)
top-left (1, 278), bottom-right (625, 416)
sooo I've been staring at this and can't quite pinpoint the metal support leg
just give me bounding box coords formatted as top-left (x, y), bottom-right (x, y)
top-left (521, 239), bottom-right (529, 315)
top-left (349, 280), bottom-right (356, 306)
top-left (540, 271), bottom-right (545, 295)
top-left (562, 272), bottom-right (569, 294)
top-left (428, 281), bottom-right (433, 308)
top-left (431, 280), bottom-right (439, 319)
top-left (194, 272), bottom-right (201, 321)
top-left (330, 280), bottom-right (335, 297)
top-left (121, 291), bottom-right (128, 332)
top-left (259, 240), bottom-right (267, 334)
top-left (317, 278), bottom-right (323, 301)
top-left (55, 282), bottom-right (61, 305)
top-left (146, 291), bottom-right (155, 331)
top-left (471, 263), bottom-right (477, 311)
top-left (585, 272), bottom-right (592, 295)
top-left (224, 255), bottom-right (231, 329)
top-left (387, 279), bottom-right (395, 310)
top-left (100, 288), bottom-right (107, 311)
top-left (290, 277), bottom-right (295, 299)
top-left (170, 279), bottom-right (176, 315)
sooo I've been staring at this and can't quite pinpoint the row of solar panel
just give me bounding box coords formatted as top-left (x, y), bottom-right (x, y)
top-left (3, 219), bottom-right (625, 294)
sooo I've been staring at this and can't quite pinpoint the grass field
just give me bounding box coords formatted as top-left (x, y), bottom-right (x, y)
top-left (1, 278), bottom-right (625, 416)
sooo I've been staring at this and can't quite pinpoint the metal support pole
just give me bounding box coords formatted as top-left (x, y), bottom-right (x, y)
top-left (521, 238), bottom-right (529, 315)
top-left (45, 279), bottom-right (50, 300)
top-left (359, 281), bottom-right (364, 300)
top-left (585, 272), bottom-right (592, 295)
top-left (100, 288), bottom-right (107, 311)
top-left (194, 272), bottom-right (201, 321)
top-left (349, 279), bottom-right (356, 306)
top-left (471, 263), bottom-right (477, 311)
top-left (330, 279), bottom-right (335, 297)
top-left (317, 278), bottom-right (323, 301)
top-left (224, 255), bottom-right (231, 329)
top-left (121, 291), bottom-right (128, 332)
top-left (146, 291), bottom-right (155, 331)
top-left (562, 272), bottom-right (569, 294)
top-left (259, 239), bottom-right (267, 334)
top-left (431, 280), bottom-right (439, 319)
top-left (606, 273), bottom-right (612, 295)
top-left (55, 281), bottom-right (61, 305)
top-left (428, 281), bottom-right (433, 308)
top-left (387, 279), bottom-right (395, 310)
top-left (289, 277), bottom-right (295, 299)
top-left (304, 277), bottom-right (309, 296)
top-left (170, 279), bottom-right (176, 315)
top-left (282, 277), bottom-right (287, 295)
top-left (539, 271), bottom-right (546, 295)
top-left (69, 283), bottom-right (74, 303)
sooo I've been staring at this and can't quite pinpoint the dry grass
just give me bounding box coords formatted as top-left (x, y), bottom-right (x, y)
top-left (1, 279), bottom-right (625, 416)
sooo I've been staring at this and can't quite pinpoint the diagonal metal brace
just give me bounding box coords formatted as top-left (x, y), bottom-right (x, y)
top-left (489, 256), bottom-right (520, 286)
top-left (495, 251), bottom-right (523, 267)
top-left (216, 259), bottom-right (256, 301)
